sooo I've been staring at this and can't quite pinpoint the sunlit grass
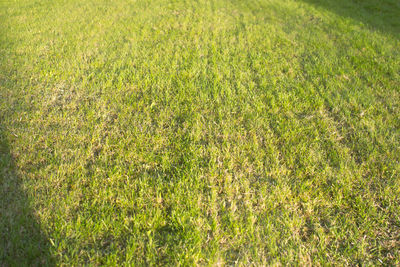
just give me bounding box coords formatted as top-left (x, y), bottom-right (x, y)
top-left (1, 0), bottom-right (399, 265)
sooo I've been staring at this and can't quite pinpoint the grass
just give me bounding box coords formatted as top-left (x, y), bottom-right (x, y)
top-left (0, 0), bottom-right (399, 265)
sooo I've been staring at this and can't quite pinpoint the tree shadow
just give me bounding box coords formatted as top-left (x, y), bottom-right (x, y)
top-left (0, 124), bottom-right (54, 265)
top-left (300, 0), bottom-right (400, 39)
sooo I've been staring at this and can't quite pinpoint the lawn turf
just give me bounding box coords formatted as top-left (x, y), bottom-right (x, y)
top-left (1, 0), bottom-right (399, 265)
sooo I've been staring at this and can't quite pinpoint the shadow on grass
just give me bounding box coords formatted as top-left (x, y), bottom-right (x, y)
top-left (300, 0), bottom-right (400, 38)
top-left (0, 125), bottom-right (54, 265)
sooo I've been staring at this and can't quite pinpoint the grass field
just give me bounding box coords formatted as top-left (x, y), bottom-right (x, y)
top-left (1, 0), bottom-right (399, 265)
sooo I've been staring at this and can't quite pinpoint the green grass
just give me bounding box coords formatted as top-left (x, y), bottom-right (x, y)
top-left (1, 0), bottom-right (399, 265)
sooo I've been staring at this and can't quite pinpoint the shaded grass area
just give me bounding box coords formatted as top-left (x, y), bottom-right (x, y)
top-left (301, 0), bottom-right (400, 39)
top-left (0, 118), bottom-right (54, 264)
top-left (0, 0), bottom-right (399, 265)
